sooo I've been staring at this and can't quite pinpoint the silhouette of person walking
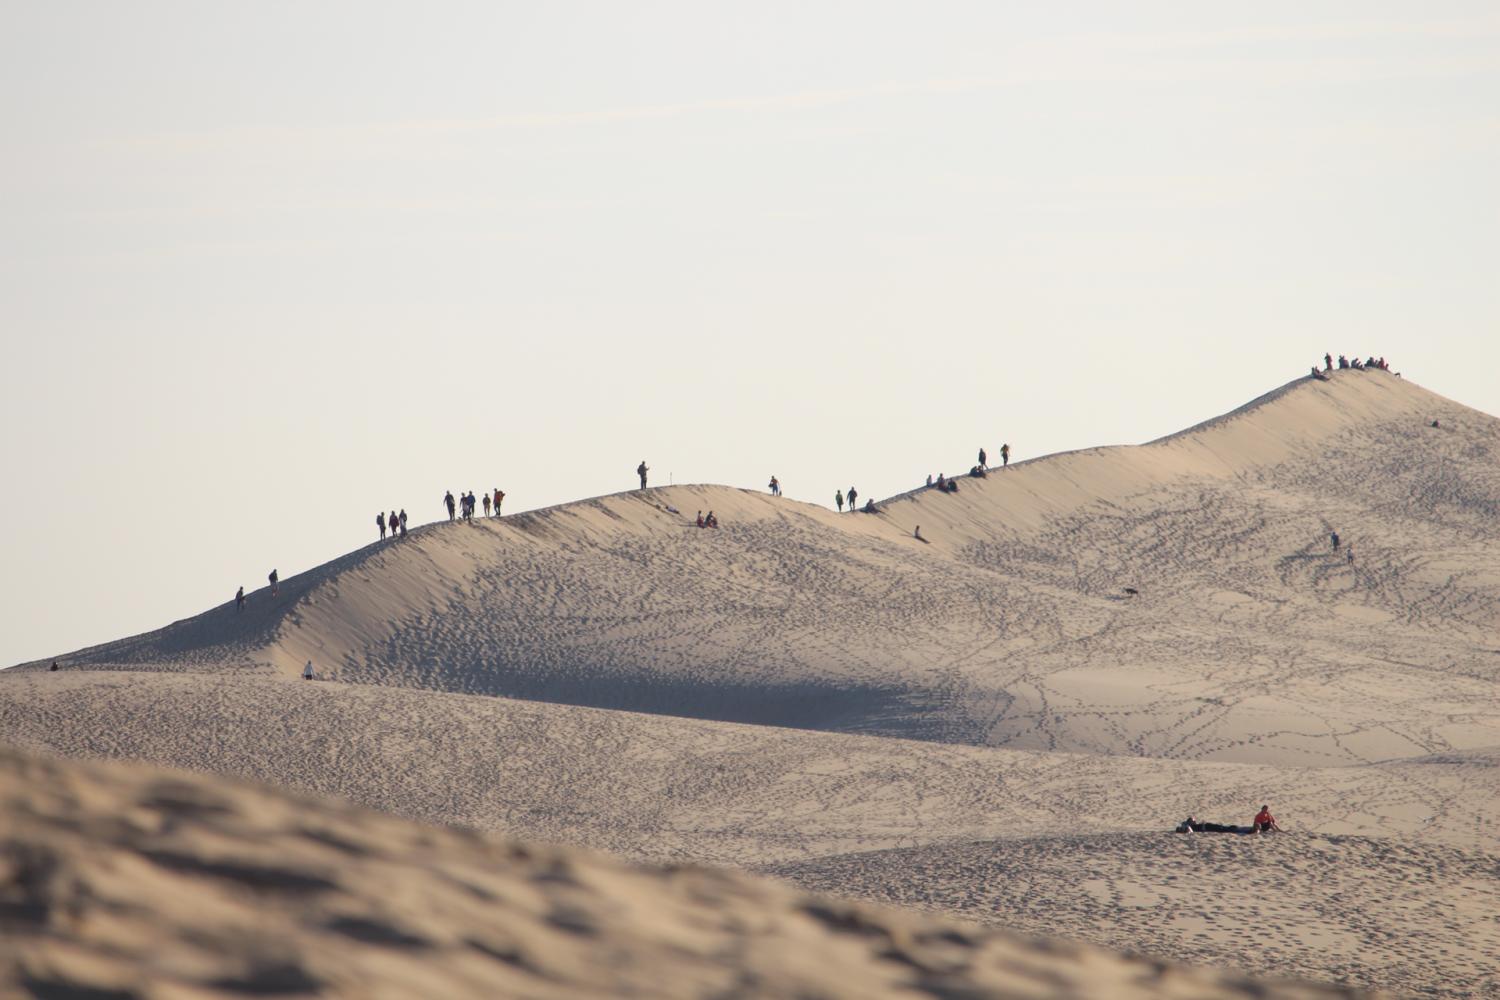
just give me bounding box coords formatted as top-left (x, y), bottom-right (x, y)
top-left (445, 491), bottom-right (456, 521)
top-left (398, 509), bottom-right (407, 537)
top-left (847, 486), bottom-right (857, 511)
top-left (268, 569), bottom-right (279, 597)
top-left (377, 511), bottom-right (386, 540)
top-left (978, 447), bottom-right (987, 470)
top-left (835, 489), bottom-right (844, 512)
top-left (494, 489), bottom-right (504, 516)
top-left (236, 586), bottom-right (245, 612)
top-left (1000, 443), bottom-right (1010, 467)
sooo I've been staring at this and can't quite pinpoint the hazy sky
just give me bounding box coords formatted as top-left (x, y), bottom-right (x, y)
top-left (3, 1), bottom-right (1498, 666)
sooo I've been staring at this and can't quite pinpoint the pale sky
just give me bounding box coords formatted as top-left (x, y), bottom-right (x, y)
top-left (3, 1), bottom-right (1498, 666)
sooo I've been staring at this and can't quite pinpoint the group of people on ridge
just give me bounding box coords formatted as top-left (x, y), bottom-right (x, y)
top-left (376, 509), bottom-right (409, 540)
top-left (695, 510), bottom-right (720, 529)
top-left (1311, 353), bottom-right (1394, 379)
top-left (445, 489), bottom-right (505, 522)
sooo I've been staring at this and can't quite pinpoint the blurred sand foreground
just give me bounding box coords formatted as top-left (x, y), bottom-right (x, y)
top-left (4, 369), bottom-right (1498, 996)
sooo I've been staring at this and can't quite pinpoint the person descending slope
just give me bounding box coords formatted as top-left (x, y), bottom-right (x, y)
top-left (637, 461), bottom-right (649, 490)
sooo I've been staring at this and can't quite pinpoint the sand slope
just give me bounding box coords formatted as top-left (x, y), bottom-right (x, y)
top-left (16, 370), bottom-right (1500, 767)
top-left (5, 369), bottom-right (1500, 997)
top-left (0, 748), bottom-right (1382, 1000)
top-left (769, 833), bottom-right (1500, 999)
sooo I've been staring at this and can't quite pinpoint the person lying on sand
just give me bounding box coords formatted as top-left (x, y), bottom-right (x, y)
top-left (1175, 816), bottom-right (1249, 834)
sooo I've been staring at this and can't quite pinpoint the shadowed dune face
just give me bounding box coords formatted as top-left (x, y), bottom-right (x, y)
top-left (21, 371), bottom-right (1500, 765)
top-left (0, 748), bottom-right (1381, 1000)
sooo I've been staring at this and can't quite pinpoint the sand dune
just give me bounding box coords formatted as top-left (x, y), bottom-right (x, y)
top-left (5, 368), bottom-right (1499, 996)
top-left (769, 833), bottom-right (1500, 999)
top-left (3, 748), bottom-right (1385, 1000)
top-left (17, 369), bottom-right (1500, 767)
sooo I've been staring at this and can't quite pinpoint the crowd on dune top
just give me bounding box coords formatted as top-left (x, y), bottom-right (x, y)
top-left (1310, 353), bottom-right (1396, 379)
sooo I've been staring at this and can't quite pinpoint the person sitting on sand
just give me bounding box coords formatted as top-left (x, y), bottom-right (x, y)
top-left (914, 525), bottom-right (923, 541)
top-left (1252, 804), bottom-right (1281, 833)
top-left (696, 510), bottom-right (705, 528)
top-left (862, 498), bottom-right (877, 513)
top-left (705, 511), bottom-right (719, 528)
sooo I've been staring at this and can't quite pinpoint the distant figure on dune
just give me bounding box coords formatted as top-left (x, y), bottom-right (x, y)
top-left (913, 524), bottom-right (923, 541)
top-left (482, 493), bottom-right (491, 517)
top-left (1310, 366), bottom-right (1328, 381)
top-left (978, 447), bottom-right (987, 470)
top-left (926, 474), bottom-right (933, 486)
top-left (1347, 546), bottom-right (1355, 565)
top-left (235, 586), bottom-right (245, 612)
top-left (1330, 531), bottom-right (1340, 551)
top-left (696, 510), bottom-right (704, 528)
top-left (1324, 352), bottom-right (1333, 372)
top-left (1431, 420), bottom-right (1440, 429)
top-left (399, 509), bottom-right (408, 537)
top-left (1338, 354), bottom-right (1349, 369)
top-left (390, 510), bottom-right (399, 540)
top-left (862, 498), bottom-right (877, 513)
top-left (936, 473), bottom-right (946, 490)
top-left (268, 569), bottom-right (278, 597)
top-left (444, 491), bottom-right (456, 521)
top-left (377, 511), bottom-right (386, 540)
top-left (768, 476), bottom-right (780, 497)
top-left (1252, 804), bottom-right (1281, 833)
top-left (835, 489), bottom-right (843, 512)
top-left (704, 511), bottom-right (719, 528)
top-left (303, 660), bottom-right (314, 681)
top-left (847, 487), bottom-right (857, 512)
top-left (493, 489), bottom-right (504, 516)
top-left (50, 661), bottom-right (58, 672)
top-left (637, 461), bottom-right (649, 490)
top-left (1000, 443), bottom-right (1010, 467)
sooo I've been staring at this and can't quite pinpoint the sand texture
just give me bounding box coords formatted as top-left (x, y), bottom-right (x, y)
top-left (0, 748), bottom-right (1384, 1000)
top-left (4, 368), bottom-right (1499, 996)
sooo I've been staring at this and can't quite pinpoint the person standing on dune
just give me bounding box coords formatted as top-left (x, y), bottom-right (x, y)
top-left (493, 489), bottom-right (504, 516)
top-left (444, 491), bottom-right (456, 521)
top-left (235, 586), bottom-right (245, 612)
top-left (398, 509), bottom-right (407, 537)
top-left (835, 489), bottom-right (843, 512)
top-left (1000, 443), bottom-right (1010, 467)
top-left (390, 510), bottom-right (399, 540)
top-left (637, 461), bottom-right (649, 490)
top-left (847, 487), bottom-right (857, 512)
top-left (482, 493), bottom-right (491, 517)
top-left (377, 511), bottom-right (386, 540)
top-left (268, 569), bottom-right (278, 597)
top-left (978, 447), bottom-right (987, 470)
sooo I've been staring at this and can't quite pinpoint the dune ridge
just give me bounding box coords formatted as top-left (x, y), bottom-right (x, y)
top-left (5, 368), bottom-right (1500, 997)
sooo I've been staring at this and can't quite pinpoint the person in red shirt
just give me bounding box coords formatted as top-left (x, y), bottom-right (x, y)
top-left (1252, 804), bottom-right (1281, 833)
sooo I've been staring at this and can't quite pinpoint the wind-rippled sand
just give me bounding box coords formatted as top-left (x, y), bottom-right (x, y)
top-left (4, 368), bottom-right (1498, 997)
